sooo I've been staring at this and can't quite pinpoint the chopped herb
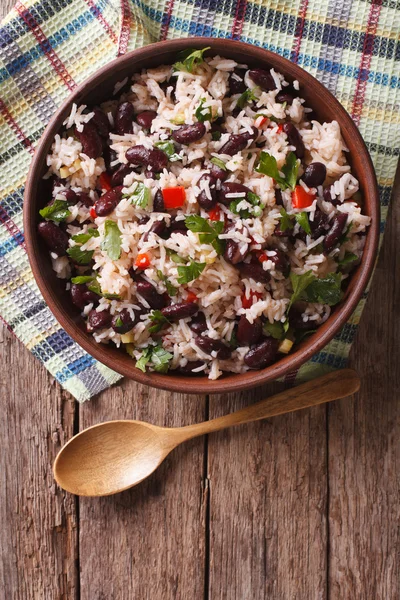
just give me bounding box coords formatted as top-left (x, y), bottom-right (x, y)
top-left (131, 183), bottom-right (151, 209)
top-left (67, 245), bottom-right (94, 265)
top-left (185, 215), bottom-right (224, 254)
top-left (256, 151), bottom-right (298, 191)
top-left (114, 316), bottom-right (123, 328)
top-left (177, 259), bottom-right (206, 284)
top-left (229, 191), bottom-right (262, 219)
top-left (157, 269), bottom-right (177, 296)
top-left (173, 47), bottom-right (210, 73)
top-left (338, 224), bottom-right (352, 245)
top-left (195, 98), bottom-right (213, 123)
top-left (229, 328), bottom-right (238, 349)
top-left (154, 140), bottom-right (181, 162)
top-left (71, 229), bottom-right (99, 244)
top-left (337, 252), bottom-right (358, 267)
top-left (39, 199), bottom-right (71, 222)
top-left (211, 130), bottom-right (221, 141)
top-left (305, 273), bottom-right (342, 306)
top-left (135, 343), bottom-right (173, 373)
top-left (279, 207), bottom-right (294, 232)
top-left (210, 156), bottom-right (227, 171)
top-left (71, 275), bottom-right (95, 285)
top-left (295, 211), bottom-right (311, 235)
top-left (166, 248), bottom-right (186, 264)
top-left (101, 220), bottom-right (121, 260)
top-left (287, 270), bottom-right (316, 313)
top-left (236, 87), bottom-right (259, 109)
top-left (135, 346), bottom-right (153, 372)
top-left (149, 310), bottom-right (170, 334)
top-left (263, 320), bottom-right (285, 340)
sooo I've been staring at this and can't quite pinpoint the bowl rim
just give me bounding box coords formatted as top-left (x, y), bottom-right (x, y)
top-left (23, 37), bottom-right (380, 394)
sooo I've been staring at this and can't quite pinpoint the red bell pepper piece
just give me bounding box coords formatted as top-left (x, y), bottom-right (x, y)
top-left (135, 253), bottom-right (151, 269)
top-left (162, 186), bottom-right (186, 209)
top-left (292, 185), bottom-right (315, 209)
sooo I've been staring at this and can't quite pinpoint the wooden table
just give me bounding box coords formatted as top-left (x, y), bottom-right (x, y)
top-left (1, 2), bottom-right (399, 595)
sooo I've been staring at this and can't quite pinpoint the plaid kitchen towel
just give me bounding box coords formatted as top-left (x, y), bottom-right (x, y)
top-left (0, 0), bottom-right (399, 402)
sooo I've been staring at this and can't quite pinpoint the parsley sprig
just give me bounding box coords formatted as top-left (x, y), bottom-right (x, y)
top-left (256, 151), bottom-right (298, 191)
top-left (185, 215), bottom-right (224, 254)
top-left (136, 343), bottom-right (173, 373)
top-left (39, 199), bottom-right (71, 222)
top-left (173, 47), bottom-right (210, 73)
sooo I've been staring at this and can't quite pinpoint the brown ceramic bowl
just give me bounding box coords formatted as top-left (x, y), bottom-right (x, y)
top-left (24, 38), bottom-right (379, 394)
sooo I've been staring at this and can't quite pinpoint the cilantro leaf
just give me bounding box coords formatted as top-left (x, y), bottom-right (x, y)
top-left (256, 151), bottom-right (298, 191)
top-left (287, 271), bottom-right (316, 313)
top-left (154, 140), bottom-right (181, 162)
top-left (131, 183), bottom-right (151, 209)
top-left (279, 207), bottom-right (294, 232)
top-left (166, 248), bottom-right (186, 264)
top-left (210, 156), bottom-right (227, 171)
top-left (229, 191), bottom-right (262, 219)
top-left (236, 87), bottom-right (259, 109)
top-left (157, 269), bottom-right (177, 296)
top-left (305, 273), bottom-right (342, 306)
top-left (337, 252), bottom-right (358, 267)
top-left (101, 220), bottom-right (121, 260)
top-left (67, 245), bottom-right (94, 265)
top-left (149, 310), bottom-right (170, 334)
top-left (281, 152), bottom-right (299, 190)
top-left (295, 211), bottom-right (311, 235)
top-left (136, 346), bottom-right (153, 372)
top-left (185, 215), bottom-right (224, 255)
top-left (173, 47), bottom-right (210, 73)
top-left (151, 345), bottom-right (173, 373)
top-left (71, 275), bottom-right (96, 284)
top-left (195, 98), bottom-right (213, 123)
top-left (264, 321), bottom-right (285, 340)
top-left (211, 130), bottom-right (221, 141)
top-left (177, 259), bottom-right (206, 284)
top-left (39, 199), bottom-right (71, 222)
top-left (71, 229), bottom-right (99, 244)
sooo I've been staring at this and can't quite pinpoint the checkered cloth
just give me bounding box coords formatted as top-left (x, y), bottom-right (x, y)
top-left (0, 0), bottom-right (399, 401)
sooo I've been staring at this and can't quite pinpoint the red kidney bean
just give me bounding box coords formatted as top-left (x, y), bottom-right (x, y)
top-left (248, 68), bottom-right (276, 91)
top-left (210, 163), bottom-right (228, 181)
top-left (144, 168), bottom-right (157, 180)
top-left (219, 128), bottom-right (258, 156)
top-left (111, 308), bottom-right (138, 334)
top-left (237, 316), bottom-right (262, 346)
top-left (136, 279), bottom-right (167, 309)
top-left (57, 189), bottom-right (78, 205)
top-left (302, 162), bottom-right (327, 187)
top-left (288, 307), bottom-right (316, 330)
top-left (310, 209), bottom-right (329, 239)
top-left (164, 218), bottom-right (188, 237)
top-left (195, 335), bottom-right (232, 360)
top-left (103, 146), bottom-right (117, 173)
top-left (111, 164), bottom-right (134, 187)
top-left (126, 145), bottom-right (168, 172)
top-left (282, 122), bottom-right (305, 159)
top-left (196, 174), bottom-right (218, 210)
top-left (91, 108), bottom-right (110, 138)
top-left (136, 110), bottom-right (157, 129)
top-left (323, 186), bottom-right (341, 206)
top-left (276, 90), bottom-right (294, 104)
top-left (76, 192), bottom-right (93, 207)
top-left (244, 338), bottom-right (279, 368)
top-left (70, 283), bottom-right (98, 310)
top-left (37, 221), bottom-right (69, 256)
top-left (143, 219), bottom-right (166, 241)
top-left (115, 102), bottom-right (134, 135)
top-left (172, 123), bottom-right (206, 145)
top-left (224, 239), bottom-right (246, 265)
top-left (153, 189), bottom-right (165, 212)
top-left (237, 262), bottom-right (270, 283)
top-left (228, 69), bottom-right (247, 95)
top-left (219, 181), bottom-right (252, 205)
top-left (161, 302), bottom-right (198, 321)
top-left (323, 213), bottom-right (348, 252)
top-left (94, 186), bottom-right (123, 216)
top-left (268, 249), bottom-right (289, 274)
top-left (87, 308), bottom-right (112, 332)
top-left (75, 122), bottom-right (103, 159)
top-left (189, 312), bottom-right (207, 334)
top-left (177, 360), bottom-right (206, 375)
top-left (275, 189), bottom-right (283, 206)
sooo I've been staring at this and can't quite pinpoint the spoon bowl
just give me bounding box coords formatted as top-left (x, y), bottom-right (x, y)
top-left (54, 369), bottom-right (360, 496)
top-left (54, 421), bottom-right (172, 496)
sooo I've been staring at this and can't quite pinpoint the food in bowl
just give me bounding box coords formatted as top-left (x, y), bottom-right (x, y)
top-left (37, 48), bottom-right (371, 379)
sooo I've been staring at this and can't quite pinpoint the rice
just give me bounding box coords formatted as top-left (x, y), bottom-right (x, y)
top-left (37, 49), bottom-right (371, 379)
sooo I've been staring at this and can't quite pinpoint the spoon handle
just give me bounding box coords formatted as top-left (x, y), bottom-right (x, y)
top-left (177, 369), bottom-right (360, 440)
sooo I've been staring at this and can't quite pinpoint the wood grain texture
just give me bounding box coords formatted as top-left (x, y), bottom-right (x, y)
top-left (0, 326), bottom-right (78, 600)
top-left (78, 384), bottom-right (207, 599)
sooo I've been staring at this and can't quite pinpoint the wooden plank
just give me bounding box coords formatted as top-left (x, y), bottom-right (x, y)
top-left (327, 170), bottom-right (400, 598)
top-left (0, 326), bottom-right (78, 599)
top-left (78, 385), bottom-right (207, 599)
top-left (207, 386), bottom-right (328, 599)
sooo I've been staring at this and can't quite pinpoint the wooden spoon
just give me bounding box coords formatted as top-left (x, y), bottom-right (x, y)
top-left (54, 369), bottom-right (360, 496)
